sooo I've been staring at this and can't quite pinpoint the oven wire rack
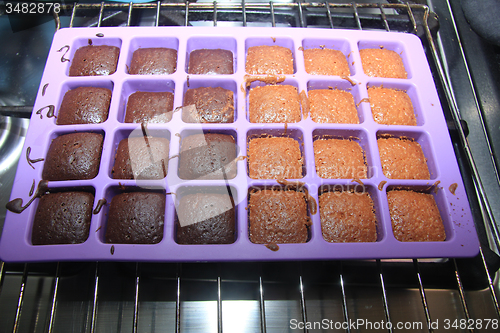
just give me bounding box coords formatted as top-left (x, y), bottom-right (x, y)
top-left (0, 1), bottom-right (499, 332)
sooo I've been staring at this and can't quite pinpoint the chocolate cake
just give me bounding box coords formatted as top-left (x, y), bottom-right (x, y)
top-left (31, 191), bottom-right (94, 245)
top-left (42, 132), bottom-right (103, 181)
top-left (245, 45), bottom-right (294, 75)
top-left (378, 137), bottom-right (430, 179)
top-left (249, 85), bottom-right (301, 123)
top-left (56, 87), bottom-right (111, 125)
top-left (249, 189), bottom-right (309, 244)
top-left (248, 137), bottom-right (303, 179)
top-left (105, 192), bottom-right (165, 244)
top-left (129, 47), bottom-right (177, 75)
top-left (319, 191), bottom-right (377, 243)
top-left (303, 48), bottom-right (350, 76)
top-left (182, 87), bottom-right (234, 123)
top-left (178, 133), bottom-right (237, 180)
top-left (188, 49), bottom-right (234, 75)
top-left (314, 139), bottom-right (367, 179)
top-left (176, 193), bottom-right (235, 244)
top-left (359, 48), bottom-right (407, 79)
top-left (124, 91), bottom-right (174, 123)
top-left (69, 45), bottom-right (120, 76)
top-left (368, 87), bottom-right (416, 125)
top-left (112, 137), bottom-right (170, 180)
top-left (387, 190), bottom-right (446, 242)
top-left (308, 89), bottom-right (359, 124)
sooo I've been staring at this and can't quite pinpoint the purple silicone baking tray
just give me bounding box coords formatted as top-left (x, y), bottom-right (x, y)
top-left (0, 27), bottom-right (479, 262)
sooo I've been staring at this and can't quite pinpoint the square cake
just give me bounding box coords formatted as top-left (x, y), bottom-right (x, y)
top-left (31, 191), bottom-right (94, 245)
top-left (249, 189), bottom-right (310, 244)
top-left (368, 87), bottom-right (416, 125)
top-left (245, 45), bottom-right (294, 75)
top-left (124, 91), bottom-right (174, 123)
top-left (387, 190), bottom-right (446, 242)
top-left (359, 48), bottom-right (407, 79)
top-left (319, 191), bottom-right (377, 243)
top-left (308, 89), bottom-right (359, 124)
top-left (303, 48), bottom-right (350, 76)
top-left (188, 49), bottom-right (234, 75)
top-left (314, 139), bottom-right (367, 179)
top-left (56, 87), bottom-right (111, 125)
top-left (182, 87), bottom-right (234, 123)
top-left (176, 193), bottom-right (235, 244)
top-left (378, 137), bottom-right (430, 179)
top-left (42, 132), bottom-right (103, 181)
top-left (178, 133), bottom-right (237, 180)
top-left (249, 85), bottom-right (301, 123)
top-left (69, 45), bottom-right (120, 76)
top-left (248, 137), bottom-right (303, 179)
top-left (112, 136), bottom-right (169, 180)
top-left (105, 192), bottom-right (165, 244)
top-left (129, 47), bottom-right (177, 75)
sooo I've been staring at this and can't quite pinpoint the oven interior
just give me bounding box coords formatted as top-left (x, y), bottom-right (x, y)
top-left (0, 1), bottom-right (499, 332)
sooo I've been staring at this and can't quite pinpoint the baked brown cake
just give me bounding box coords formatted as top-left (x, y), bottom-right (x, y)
top-left (368, 87), bottom-right (416, 125)
top-left (378, 137), bottom-right (430, 179)
top-left (248, 137), bottom-right (303, 179)
top-left (249, 189), bottom-right (309, 244)
top-left (320, 191), bottom-right (377, 243)
top-left (57, 87), bottom-right (111, 125)
top-left (188, 49), bottom-right (234, 75)
top-left (176, 193), bottom-right (235, 244)
top-left (182, 87), bottom-right (234, 123)
top-left (387, 190), bottom-right (446, 242)
top-left (303, 48), bottom-right (350, 76)
top-left (31, 191), bottom-right (94, 245)
top-left (42, 132), bottom-right (103, 181)
top-left (129, 48), bottom-right (177, 75)
top-left (124, 91), bottom-right (174, 123)
top-left (249, 85), bottom-right (301, 123)
top-left (178, 133), bottom-right (237, 180)
top-left (308, 89), bottom-right (359, 124)
top-left (245, 45), bottom-right (294, 75)
top-left (105, 192), bottom-right (165, 244)
top-left (359, 48), bottom-right (407, 79)
top-left (69, 45), bottom-right (120, 76)
top-left (112, 137), bottom-right (170, 180)
top-left (314, 139), bottom-right (367, 179)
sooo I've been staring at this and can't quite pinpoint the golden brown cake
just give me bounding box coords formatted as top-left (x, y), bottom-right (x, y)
top-left (248, 137), bottom-right (303, 179)
top-left (319, 191), bottom-right (377, 243)
top-left (249, 85), bottom-right (301, 123)
top-left (387, 190), bottom-right (446, 242)
top-left (124, 91), bottom-right (174, 123)
top-left (308, 89), bottom-right (359, 124)
top-left (378, 137), bottom-right (430, 179)
top-left (245, 45), bottom-right (294, 75)
top-left (249, 189), bottom-right (309, 244)
top-left (368, 87), bottom-right (416, 125)
top-left (303, 48), bottom-right (350, 76)
top-left (360, 48), bottom-right (407, 79)
top-left (129, 48), bottom-right (177, 75)
top-left (314, 139), bottom-right (367, 179)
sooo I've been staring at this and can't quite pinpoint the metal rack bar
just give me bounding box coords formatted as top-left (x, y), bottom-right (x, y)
top-left (47, 263), bottom-right (60, 333)
top-left (217, 276), bottom-right (223, 333)
top-left (352, 2), bottom-right (362, 30)
top-left (297, 0), bottom-right (305, 27)
top-left (133, 263), bottom-right (140, 333)
top-left (258, 276), bottom-right (267, 333)
top-left (378, 260), bottom-right (393, 333)
top-left (299, 275), bottom-right (308, 333)
top-left (339, 263), bottom-right (351, 333)
top-left (213, 1), bottom-right (218, 27)
top-left (325, 2), bottom-right (334, 29)
top-left (175, 266), bottom-right (181, 333)
top-left (97, 2), bottom-right (104, 28)
top-left (127, 2), bottom-right (133, 27)
top-left (480, 248), bottom-right (500, 317)
top-left (0, 261), bottom-right (5, 295)
top-left (12, 264), bottom-right (28, 333)
top-left (270, 1), bottom-right (276, 27)
top-left (155, 1), bottom-right (161, 27)
top-left (184, 2), bottom-right (189, 27)
top-left (89, 263), bottom-right (100, 333)
top-left (453, 259), bottom-right (474, 333)
top-left (378, 3), bottom-right (390, 32)
top-left (413, 259), bottom-right (433, 333)
top-left (242, 0), bottom-right (247, 27)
